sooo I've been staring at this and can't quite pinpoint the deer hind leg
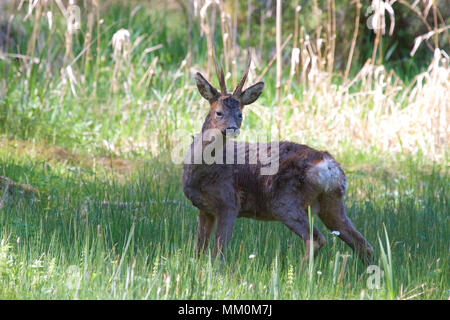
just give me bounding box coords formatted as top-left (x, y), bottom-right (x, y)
top-left (195, 210), bottom-right (216, 255)
top-left (276, 206), bottom-right (326, 262)
top-left (318, 196), bottom-right (374, 264)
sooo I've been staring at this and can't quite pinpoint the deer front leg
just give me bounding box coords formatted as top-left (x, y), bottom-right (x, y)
top-left (195, 210), bottom-right (216, 255)
top-left (213, 210), bottom-right (237, 259)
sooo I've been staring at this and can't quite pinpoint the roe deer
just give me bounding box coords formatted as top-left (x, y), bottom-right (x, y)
top-left (182, 50), bottom-right (374, 264)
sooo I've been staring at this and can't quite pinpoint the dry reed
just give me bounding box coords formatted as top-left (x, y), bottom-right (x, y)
top-left (2, 0), bottom-right (448, 161)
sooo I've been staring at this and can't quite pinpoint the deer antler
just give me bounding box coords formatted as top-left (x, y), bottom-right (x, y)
top-left (212, 47), bottom-right (227, 95)
top-left (233, 50), bottom-right (251, 97)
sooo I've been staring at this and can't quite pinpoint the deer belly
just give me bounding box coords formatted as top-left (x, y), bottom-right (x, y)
top-left (238, 210), bottom-right (277, 221)
top-left (237, 191), bottom-right (275, 220)
top-left (304, 199), bottom-right (321, 216)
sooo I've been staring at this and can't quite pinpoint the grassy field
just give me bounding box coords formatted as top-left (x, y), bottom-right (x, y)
top-left (0, 1), bottom-right (448, 299)
top-left (0, 139), bottom-right (448, 299)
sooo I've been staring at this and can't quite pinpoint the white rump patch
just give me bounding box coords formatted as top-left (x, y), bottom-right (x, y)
top-left (307, 158), bottom-right (345, 192)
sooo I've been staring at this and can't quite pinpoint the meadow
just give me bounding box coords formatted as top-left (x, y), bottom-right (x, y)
top-left (0, 0), bottom-right (448, 299)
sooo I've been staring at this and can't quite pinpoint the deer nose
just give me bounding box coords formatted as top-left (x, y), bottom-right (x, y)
top-left (224, 127), bottom-right (240, 137)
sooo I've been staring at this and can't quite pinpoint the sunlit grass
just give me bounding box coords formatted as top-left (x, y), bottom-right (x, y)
top-left (0, 1), bottom-right (448, 300)
top-left (0, 149), bottom-right (448, 299)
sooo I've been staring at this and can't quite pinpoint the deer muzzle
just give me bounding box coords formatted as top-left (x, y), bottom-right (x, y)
top-left (223, 127), bottom-right (240, 137)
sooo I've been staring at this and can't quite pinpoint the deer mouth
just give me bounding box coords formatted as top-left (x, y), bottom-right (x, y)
top-left (222, 128), bottom-right (240, 138)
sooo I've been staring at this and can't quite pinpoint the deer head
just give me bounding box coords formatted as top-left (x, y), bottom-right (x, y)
top-left (195, 49), bottom-right (264, 137)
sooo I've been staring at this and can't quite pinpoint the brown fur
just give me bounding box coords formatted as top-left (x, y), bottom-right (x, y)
top-left (183, 53), bottom-right (374, 264)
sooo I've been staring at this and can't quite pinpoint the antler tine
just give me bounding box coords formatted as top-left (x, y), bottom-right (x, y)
top-left (212, 47), bottom-right (227, 95)
top-left (233, 50), bottom-right (252, 97)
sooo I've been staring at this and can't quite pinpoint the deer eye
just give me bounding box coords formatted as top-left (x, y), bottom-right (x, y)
top-left (238, 113), bottom-right (243, 119)
top-left (215, 111), bottom-right (224, 119)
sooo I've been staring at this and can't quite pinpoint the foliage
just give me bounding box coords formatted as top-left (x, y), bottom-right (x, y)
top-left (0, 0), bottom-right (448, 300)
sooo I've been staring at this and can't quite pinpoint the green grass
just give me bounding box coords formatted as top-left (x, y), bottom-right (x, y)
top-left (0, 147), bottom-right (448, 299)
top-left (0, 1), bottom-right (448, 300)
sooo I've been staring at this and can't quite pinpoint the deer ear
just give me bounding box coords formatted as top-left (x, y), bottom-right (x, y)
top-left (240, 82), bottom-right (264, 105)
top-left (195, 72), bottom-right (220, 102)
